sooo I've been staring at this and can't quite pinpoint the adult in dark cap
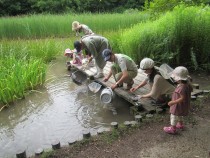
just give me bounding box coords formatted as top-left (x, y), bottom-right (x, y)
top-left (74, 35), bottom-right (111, 78)
top-left (102, 49), bottom-right (138, 90)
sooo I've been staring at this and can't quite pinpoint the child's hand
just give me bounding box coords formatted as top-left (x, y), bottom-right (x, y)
top-left (168, 101), bottom-right (174, 106)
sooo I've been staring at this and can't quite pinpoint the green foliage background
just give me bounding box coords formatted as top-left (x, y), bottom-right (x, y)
top-left (119, 5), bottom-right (210, 70)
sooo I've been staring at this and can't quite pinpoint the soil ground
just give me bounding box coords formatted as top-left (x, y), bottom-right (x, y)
top-left (43, 95), bottom-right (210, 158)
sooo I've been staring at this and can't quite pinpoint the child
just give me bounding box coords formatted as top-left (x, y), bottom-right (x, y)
top-left (163, 66), bottom-right (193, 134)
top-left (64, 48), bottom-right (83, 66)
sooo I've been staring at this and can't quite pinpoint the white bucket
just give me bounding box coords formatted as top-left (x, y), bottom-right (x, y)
top-left (100, 87), bottom-right (115, 104)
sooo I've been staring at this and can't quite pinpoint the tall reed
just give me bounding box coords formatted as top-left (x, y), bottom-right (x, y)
top-left (0, 13), bottom-right (150, 39)
top-left (0, 57), bottom-right (46, 105)
top-left (0, 38), bottom-right (72, 105)
top-left (119, 5), bottom-right (210, 70)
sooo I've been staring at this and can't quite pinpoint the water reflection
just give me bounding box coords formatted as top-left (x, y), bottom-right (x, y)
top-left (0, 57), bottom-right (133, 158)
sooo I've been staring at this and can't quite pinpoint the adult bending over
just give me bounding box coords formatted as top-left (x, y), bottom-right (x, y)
top-left (130, 58), bottom-right (175, 104)
top-left (74, 35), bottom-right (111, 78)
top-left (72, 21), bottom-right (94, 37)
top-left (102, 49), bottom-right (138, 90)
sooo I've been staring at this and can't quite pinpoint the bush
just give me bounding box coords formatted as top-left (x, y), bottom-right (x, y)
top-left (119, 5), bottom-right (210, 71)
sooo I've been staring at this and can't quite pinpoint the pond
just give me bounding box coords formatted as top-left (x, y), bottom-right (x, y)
top-left (0, 57), bottom-right (134, 158)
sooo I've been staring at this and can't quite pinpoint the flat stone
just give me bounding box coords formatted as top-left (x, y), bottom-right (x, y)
top-left (197, 95), bottom-right (204, 98)
top-left (135, 115), bottom-right (143, 123)
top-left (51, 140), bottom-right (61, 150)
top-left (82, 129), bottom-right (91, 139)
top-left (130, 120), bottom-right (138, 126)
top-left (203, 90), bottom-right (210, 94)
top-left (124, 121), bottom-right (131, 127)
top-left (191, 95), bottom-right (197, 101)
top-left (192, 83), bottom-right (199, 89)
top-left (35, 148), bottom-right (44, 156)
top-left (16, 150), bottom-right (26, 158)
top-left (146, 114), bottom-right (153, 118)
top-left (111, 122), bottom-right (118, 129)
top-left (68, 140), bottom-right (77, 145)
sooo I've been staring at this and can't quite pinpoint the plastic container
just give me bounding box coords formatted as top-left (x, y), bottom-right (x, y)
top-left (100, 87), bottom-right (115, 104)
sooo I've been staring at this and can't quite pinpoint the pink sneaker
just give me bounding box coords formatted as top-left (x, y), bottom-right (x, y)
top-left (163, 126), bottom-right (176, 134)
top-left (176, 123), bottom-right (184, 130)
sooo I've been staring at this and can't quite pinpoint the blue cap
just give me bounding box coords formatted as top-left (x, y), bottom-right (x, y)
top-left (102, 49), bottom-right (112, 61)
top-left (74, 41), bottom-right (82, 53)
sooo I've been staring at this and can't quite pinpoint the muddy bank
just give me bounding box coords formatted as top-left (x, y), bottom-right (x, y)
top-left (39, 95), bottom-right (210, 158)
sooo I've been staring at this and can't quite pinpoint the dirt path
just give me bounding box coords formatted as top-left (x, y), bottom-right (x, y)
top-left (46, 96), bottom-right (210, 158)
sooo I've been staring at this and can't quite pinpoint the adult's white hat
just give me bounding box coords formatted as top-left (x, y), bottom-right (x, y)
top-left (140, 58), bottom-right (154, 70)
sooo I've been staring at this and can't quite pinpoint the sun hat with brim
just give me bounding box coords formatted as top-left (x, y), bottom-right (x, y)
top-left (64, 48), bottom-right (71, 56)
top-left (102, 49), bottom-right (112, 61)
top-left (72, 21), bottom-right (80, 31)
top-left (140, 58), bottom-right (154, 70)
top-left (171, 66), bottom-right (189, 81)
top-left (74, 41), bottom-right (82, 53)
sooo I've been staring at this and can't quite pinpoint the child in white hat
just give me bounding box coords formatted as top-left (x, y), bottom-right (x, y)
top-left (163, 66), bottom-right (193, 134)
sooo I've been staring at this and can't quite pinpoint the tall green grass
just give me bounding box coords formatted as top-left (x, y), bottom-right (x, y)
top-left (119, 5), bottom-right (210, 70)
top-left (0, 57), bottom-right (46, 105)
top-left (0, 13), bottom-right (150, 39)
top-left (0, 38), bottom-right (71, 62)
top-left (0, 38), bottom-right (72, 105)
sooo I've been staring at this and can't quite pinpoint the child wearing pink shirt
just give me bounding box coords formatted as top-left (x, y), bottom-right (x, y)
top-left (64, 48), bottom-right (83, 66)
top-left (164, 66), bottom-right (193, 134)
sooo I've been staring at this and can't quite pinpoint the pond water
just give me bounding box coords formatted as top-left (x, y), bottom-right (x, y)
top-left (0, 57), bottom-right (134, 158)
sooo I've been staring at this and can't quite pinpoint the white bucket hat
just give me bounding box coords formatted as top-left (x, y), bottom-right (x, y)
top-left (140, 58), bottom-right (154, 70)
top-left (72, 21), bottom-right (80, 31)
top-left (171, 66), bottom-right (189, 81)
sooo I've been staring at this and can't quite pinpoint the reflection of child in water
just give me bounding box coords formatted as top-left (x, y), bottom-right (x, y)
top-left (64, 48), bottom-right (83, 66)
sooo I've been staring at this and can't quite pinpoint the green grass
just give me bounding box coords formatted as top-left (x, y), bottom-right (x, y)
top-left (119, 5), bottom-right (210, 70)
top-left (0, 12), bottom-right (150, 39)
top-left (0, 38), bottom-right (72, 106)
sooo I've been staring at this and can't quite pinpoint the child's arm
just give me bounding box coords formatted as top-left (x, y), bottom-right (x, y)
top-left (168, 93), bottom-right (184, 106)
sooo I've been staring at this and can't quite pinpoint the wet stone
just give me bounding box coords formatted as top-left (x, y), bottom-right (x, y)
top-left (192, 83), bottom-right (199, 89)
top-left (146, 114), bottom-right (153, 118)
top-left (191, 95), bottom-right (197, 101)
top-left (197, 95), bottom-right (204, 99)
top-left (111, 122), bottom-right (118, 129)
top-left (203, 90), bottom-right (210, 94)
top-left (68, 140), bottom-right (77, 145)
top-left (35, 148), bottom-right (44, 156)
top-left (104, 127), bottom-right (111, 132)
top-left (135, 115), bottom-right (142, 123)
top-left (16, 150), bottom-right (26, 158)
top-left (82, 129), bottom-right (91, 139)
top-left (97, 128), bottom-right (105, 135)
top-left (124, 121), bottom-right (131, 127)
top-left (51, 140), bottom-right (61, 150)
top-left (130, 120), bottom-right (138, 126)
